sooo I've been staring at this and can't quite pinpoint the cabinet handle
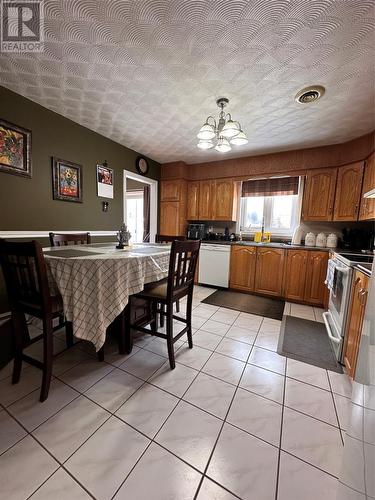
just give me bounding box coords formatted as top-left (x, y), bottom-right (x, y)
top-left (358, 288), bottom-right (368, 306)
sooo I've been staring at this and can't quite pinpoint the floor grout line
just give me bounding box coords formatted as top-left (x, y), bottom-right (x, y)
top-left (274, 354), bottom-right (288, 500)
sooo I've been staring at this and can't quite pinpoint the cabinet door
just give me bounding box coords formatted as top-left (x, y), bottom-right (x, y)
top-left (229, 245), bottom-right (256, 291)
top-left (333, 162), bottom-right (364, 221)
top-left (187, 181), bottom-right (200, 220)
top-left (302, 168), bottom-right (337, 221)
top-left (254, 248), bottom-right (285, 296)
top-left (283, 250), bottom-right (308, 301)
top-left (199, 180), bottom-right (213, 219)
top-left (213, 179), bottom-right (237, 221)
top-left (159, 201), bottom-right (180, 235)
top-left (359, 152), bottom-right (375, 220)
top-left (344, 271), bottom-right (368, 378)
top-left (160, 180), bottom-right (181, 201)
top-left (303, 251), bottom-right (328, 306)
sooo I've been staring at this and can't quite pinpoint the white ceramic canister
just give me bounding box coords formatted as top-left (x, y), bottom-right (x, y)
top-left (316, 232), bottom-right (327, 247)
top-left (305, 232), bottom-right (316, 246)
top-left (326, 233), bottom-right (338, 248)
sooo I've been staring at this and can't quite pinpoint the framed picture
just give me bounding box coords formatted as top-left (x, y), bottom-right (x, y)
top-left (0, 119), bottom-right (32, 178)
top-left (52, 157), bottom-right (83, 203)
top-left (96, 163), bottom-right (114, 199)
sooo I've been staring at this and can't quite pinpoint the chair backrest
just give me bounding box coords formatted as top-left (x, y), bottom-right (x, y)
top-left (49, 232), bottom-right (91, 246)
top-left (167, 240), bottom-right (201, 299)
top-left (0, 239), bottom-right (51, 313)
top-left (155, 234), bottom-right (186, 244)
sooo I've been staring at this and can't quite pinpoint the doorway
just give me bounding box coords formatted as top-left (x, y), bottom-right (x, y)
top-left (123, 170), bottom-right (158, 244)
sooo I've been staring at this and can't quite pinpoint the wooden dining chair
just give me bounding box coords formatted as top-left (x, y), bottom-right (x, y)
top-left (49, 232), bottom-right (91, 246)
top-left (155, 235), bottom-right (186, 319)
top-left (0, 239), bottom-right (74, 402)
top-left (125, 240), bottom-right (201, 369)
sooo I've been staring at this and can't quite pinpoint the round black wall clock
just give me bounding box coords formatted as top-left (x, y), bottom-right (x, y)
top-left (135, 156), bottom-right (149, 176)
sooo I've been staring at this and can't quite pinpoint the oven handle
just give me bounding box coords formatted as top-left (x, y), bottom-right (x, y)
top-left (322, 312), bottom-right (341, 344)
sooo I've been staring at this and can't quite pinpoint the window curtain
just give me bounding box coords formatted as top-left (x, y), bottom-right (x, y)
top-left (143, 185), bottom-right (150, 242)
top-left (242, 177), bottom-right (299, 197)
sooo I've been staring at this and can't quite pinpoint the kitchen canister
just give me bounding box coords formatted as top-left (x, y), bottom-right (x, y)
top-left (316, 233), bottom-right (327, 247)
top-left (326, 233), bottom-right (338, 248)
top-left (305, 232), bottom-right (316, 246)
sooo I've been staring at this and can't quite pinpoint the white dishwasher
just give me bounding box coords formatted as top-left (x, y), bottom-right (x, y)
top-left (198, 243), bottom-right (231, 288)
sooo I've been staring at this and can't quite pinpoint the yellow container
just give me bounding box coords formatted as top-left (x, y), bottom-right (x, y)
top-left (254, 232), bottom-right (271, 243)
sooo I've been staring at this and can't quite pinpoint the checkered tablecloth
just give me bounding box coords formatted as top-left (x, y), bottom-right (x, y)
top-left (44, 244), bottom-right (170, 351)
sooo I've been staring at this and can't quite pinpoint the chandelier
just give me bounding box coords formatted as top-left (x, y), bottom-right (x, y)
top-left (197, 97), bottom-right (248, 153)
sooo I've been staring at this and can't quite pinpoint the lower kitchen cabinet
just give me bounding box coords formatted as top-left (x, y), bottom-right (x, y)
top-left (304, 251), bottom-right (329, 306)
top-left (344, 270), bottom-right (369, 378)
top-left (254, 248), bottom-right (285, 297)
top-left (229, 245), bottom-right (256, 291)
top-left (283, 250), bottom-right (308, 301)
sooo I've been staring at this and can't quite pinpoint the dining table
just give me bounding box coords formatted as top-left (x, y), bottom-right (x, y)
top-left (43, 242), bottom-right (171, 351)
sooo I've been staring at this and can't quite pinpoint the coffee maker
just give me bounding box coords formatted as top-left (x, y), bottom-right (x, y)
top-left (187, 224), bottom-right (206, 240)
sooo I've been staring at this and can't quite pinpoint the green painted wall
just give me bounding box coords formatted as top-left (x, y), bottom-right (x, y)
top-left (0, 86), bottom-right (160, 312)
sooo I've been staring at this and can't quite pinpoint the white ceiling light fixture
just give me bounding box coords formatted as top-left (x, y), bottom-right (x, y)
top-left (197, 97), bottom-right (248, 153)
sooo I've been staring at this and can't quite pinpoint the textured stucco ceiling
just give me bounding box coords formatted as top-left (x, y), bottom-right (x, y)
top-left (0, 0), bottom-right (374, 164)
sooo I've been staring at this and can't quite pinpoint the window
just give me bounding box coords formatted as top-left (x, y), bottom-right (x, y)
top-left (126, 190), bottom-right (144, 243)
top-left (239, 177), bottom-right (302, 236)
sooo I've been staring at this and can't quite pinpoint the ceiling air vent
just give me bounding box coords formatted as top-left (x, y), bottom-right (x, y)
top-left (295, 86), bottom-right (325, 104)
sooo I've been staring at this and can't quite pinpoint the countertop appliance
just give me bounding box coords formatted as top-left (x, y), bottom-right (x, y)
top-left (187, 223), bottom-right (206, 240)
top-left (198, 243), bottom-right (231, 288)
top-left (323, 252), bottom-right (374, 363)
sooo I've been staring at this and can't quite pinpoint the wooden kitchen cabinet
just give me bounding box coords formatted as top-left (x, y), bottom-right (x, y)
top-left (159, 201), bottom-right (180, 235)
top-left (283, 250), bottom-right (308, 301)
top-left (344, 270), bottom-right (369, 378)
top-left (198, 180), bottom-right (213, 220)
top-left (187, 181), bottom-right (200, 220)
top-left (229, 245), bottom-right (257, 291)
top-left (359, 152), bottom-right (375, 220)
top-left (160, 180), bottom-right (183, 201)
top-left (304, 251), bottom-right (329, 306)
top-left (333, 162), bottom-right (364, 221)
top-left (302, 168), bottom-right (337, 221)
top-left (212, 179), bottom-right (238, 221)
top-left (254, 248), bottom-right (285, 297)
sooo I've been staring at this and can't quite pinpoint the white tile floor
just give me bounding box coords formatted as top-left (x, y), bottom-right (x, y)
top-left (0, 287), bottom-right (355, 500)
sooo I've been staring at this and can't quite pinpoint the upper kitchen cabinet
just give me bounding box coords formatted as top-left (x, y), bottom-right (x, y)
top-left (188, 179), bottom-right (239, 221)
top-left (212, 179), bottom-right (238, 221)
top-left (198, 180), bottom-right (213, 220)
top-left (333, 162), bottom-right (364, 221)
top-left (186, 181), bottom-right (200, 220)
top-left (254, 248), bottom-right (285, 297)
top-left (302, 168), bottom-right (337, 221)
top-left (160, 179), bottom-right (183, 201)
top-left (359, 152), bottom-right (375, 220)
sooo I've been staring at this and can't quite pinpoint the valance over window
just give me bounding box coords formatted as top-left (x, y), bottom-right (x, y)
top-left (242, 177), bottom-right (299, 197)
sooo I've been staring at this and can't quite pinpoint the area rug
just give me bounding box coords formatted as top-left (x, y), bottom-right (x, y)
top-left (201, 290), bottom-right (285, 321)
top-left (278, 315), bottom-right (343, 373)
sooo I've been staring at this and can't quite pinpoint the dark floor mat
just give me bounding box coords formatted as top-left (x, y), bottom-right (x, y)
top-left (201, 290), bottom-right (285, 321)
top-left (278, 315), bottom-right (343, 373)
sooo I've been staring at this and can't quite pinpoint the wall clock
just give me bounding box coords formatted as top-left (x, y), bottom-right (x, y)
top-left (135, 156), bottom-right (149, 176)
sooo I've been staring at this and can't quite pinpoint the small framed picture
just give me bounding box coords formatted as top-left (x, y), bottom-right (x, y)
top-left (96, 163), bottom-right (114, 199)
top-left (0, 119), bottom-right (32, 178)
top-left (52, 157), bottom-right (83, 203)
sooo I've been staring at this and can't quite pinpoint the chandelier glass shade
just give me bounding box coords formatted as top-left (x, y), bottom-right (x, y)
top-left (197, 97), bottom-right (248, 153)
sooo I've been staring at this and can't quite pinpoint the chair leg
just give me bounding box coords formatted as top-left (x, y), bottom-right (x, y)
top-left (151, 300), bottom-right (157, 335)
top-left (166, 304), bottom-right (175, 369)
top-left (159, 303), bottom-right (165, 328)
top-left (97, 346), bottom-right (104, 362)
top-left (124, 302), bottom-right (133, 354)
top-left (11, 309), bottom-right (27, 385)
top-left (117, 309), bottom-right (126, 355)
top-left (186, 291), bottom-right (194, 349)
top-left (176, 300), bottom-right (180, 313)
top-left (40, 317), bottom-right (54, 402)
top-left (65, 321), bottom-right (74, 348)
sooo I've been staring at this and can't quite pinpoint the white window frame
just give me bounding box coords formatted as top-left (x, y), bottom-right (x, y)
top-left (238, 177), bottom-right (303, 238)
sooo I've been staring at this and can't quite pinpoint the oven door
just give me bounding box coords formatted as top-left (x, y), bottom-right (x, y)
top-left (328, 261), bottom-right (352, 330)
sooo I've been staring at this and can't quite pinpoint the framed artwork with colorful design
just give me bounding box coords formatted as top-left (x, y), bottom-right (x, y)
top-left (52, 157), bottom-right (83, 203)
top-left (0, 119), bottom-right (32, 178)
